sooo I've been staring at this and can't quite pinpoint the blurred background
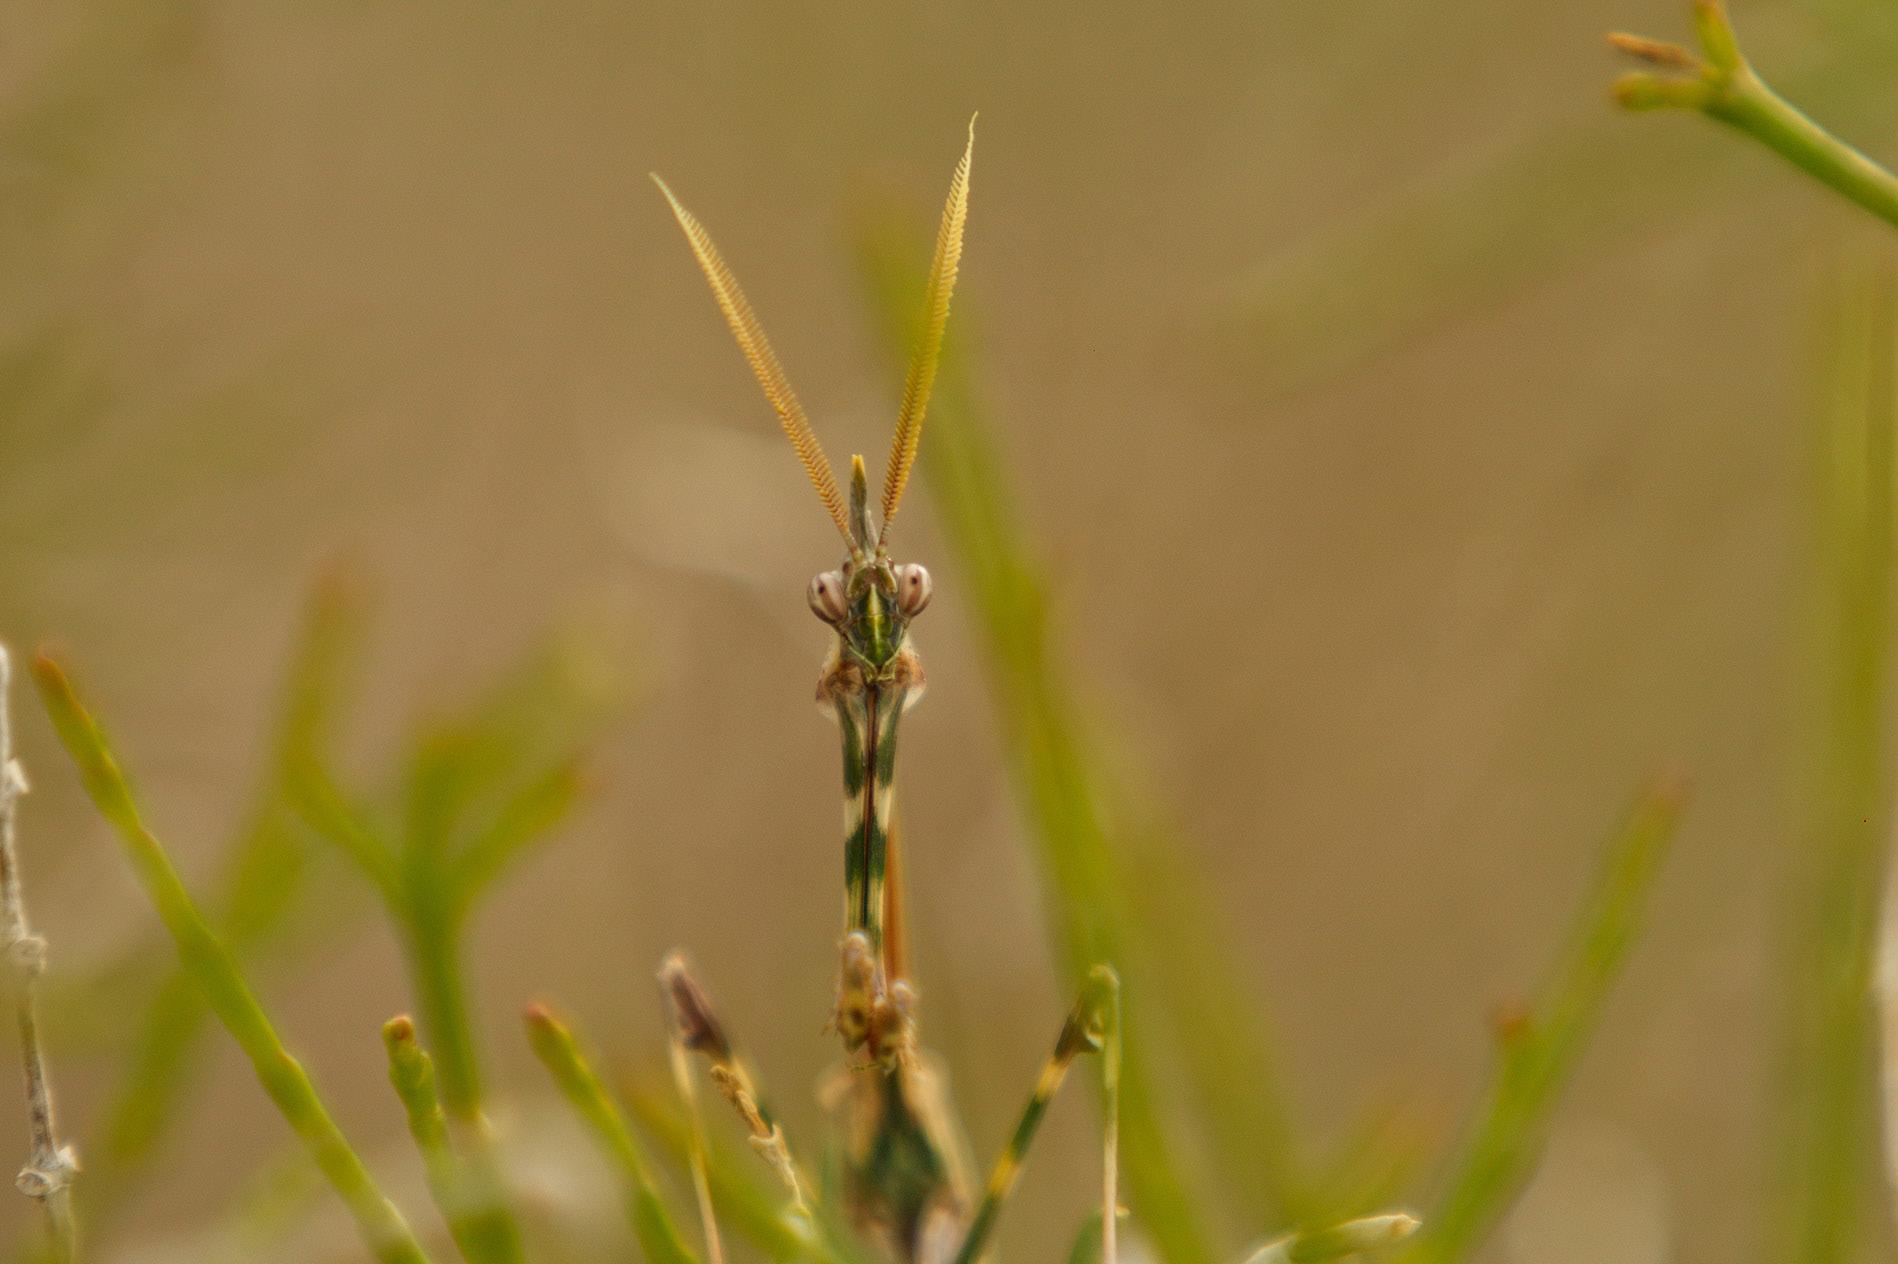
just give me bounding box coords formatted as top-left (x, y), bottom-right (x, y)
top-left (4, 1), bottom-right (1898, 1262)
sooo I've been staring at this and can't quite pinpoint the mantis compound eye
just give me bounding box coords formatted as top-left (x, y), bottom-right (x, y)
top-left (893, 564), bottom-right (933, 618)
top-left (808, 571), bottom-right (850, 624)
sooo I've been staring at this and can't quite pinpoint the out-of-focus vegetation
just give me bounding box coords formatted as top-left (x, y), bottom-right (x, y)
top-left (3, 0), bottom-right (1898, 1261)
top-left (1769, 264), bottom-right (1893, 1264)
top-left (860, 226), bottom-right (1684, 1264)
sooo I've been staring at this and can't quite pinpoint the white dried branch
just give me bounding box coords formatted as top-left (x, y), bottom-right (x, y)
top-left (0, 646), bottom-right (76, 1259)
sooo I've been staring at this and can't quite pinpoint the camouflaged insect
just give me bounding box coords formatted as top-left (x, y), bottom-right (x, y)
top-left (653, 125), bottom-right (1124, 1264)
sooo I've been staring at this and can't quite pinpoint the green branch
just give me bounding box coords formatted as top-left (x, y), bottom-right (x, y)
top-left (1773, 265), bottom-right (1896, 1262)
top-left (83, 571), bottom-right (366, 1225)
top-left (281, 626), bottom-right (625, 1264)
top-left (288, 628), bottom-right (615, 1129)
top-left (1399, 781), bottom-right (1685, 1264)
top-left (383, 1016), bottom-right (519, 1264)
top-left (1609, 0), bottom-right (1898, 228)
top-left (523, 1003), bottom-right (697, 1264)
top-left (32, 654), bottom-right (434, 1264)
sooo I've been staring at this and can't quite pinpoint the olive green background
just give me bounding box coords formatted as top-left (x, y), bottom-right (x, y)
top-left (5, 2), bottom-right (1896, 1261)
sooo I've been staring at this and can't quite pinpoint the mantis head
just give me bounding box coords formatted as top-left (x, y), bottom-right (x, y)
top-left (654, 120), bottom-right (972, 672)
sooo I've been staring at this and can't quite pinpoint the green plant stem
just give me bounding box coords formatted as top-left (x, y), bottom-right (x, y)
top-left (32, 654), bottom-right (434, 1264)
top-left (1399, 781), bottom-right (1684, 1264)
top-left (85, 572), bottom-right (364, 1221)
top-left (286, 633), bottom-right (610, 1264)
top-left (384, 1016), bottom-right (521, 1264)
top-left (1701, 70), bottom-right (1898, 228)
top-left (523, 1003), bottom-right (697, 1264)
top-left (403, 895), bottom-right (481, 1121)
top-left (398, 889), bottom-right (523, 1264)
top-left (1613, 1), bottom-right (1898, 230)
top-left (952, 967), bottom-right (1118, 1264)
top-left (1774, 265), bottom-right (1895, 1262)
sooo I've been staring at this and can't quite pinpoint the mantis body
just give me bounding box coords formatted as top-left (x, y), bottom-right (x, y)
top-left (653, 126), bottom-right (1121, 1264)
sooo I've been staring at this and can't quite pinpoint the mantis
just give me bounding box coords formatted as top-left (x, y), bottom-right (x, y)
top-left (652, 124), bottom-right (1123, 1264)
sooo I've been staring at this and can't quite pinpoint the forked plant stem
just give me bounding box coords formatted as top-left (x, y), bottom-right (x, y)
top-left (1611, 0), bottom-right (1898, 229)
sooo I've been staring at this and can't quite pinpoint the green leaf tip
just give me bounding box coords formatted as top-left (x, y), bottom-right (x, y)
top-left (1690, 0), bottom-right (1740, 71)
top-left (382, 1016), bottom-right (432, 1089)
top-left (32, 653), bottom-right (143, 834)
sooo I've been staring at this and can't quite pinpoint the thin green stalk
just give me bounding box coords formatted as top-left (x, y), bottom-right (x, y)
top-left (283, 631), bottom-right (618, 1264)
top-left (1123, 821), bottom-right (1324, 1221)
top-left (384, 1016), bottom-right (520, 1264)
top-left (1399, 781), bottom-right (1685, 1264)
top-left (1611, 0), bottom-right (1898, 229)
top-left (286, 753), bottom-right (486, 1124)
top-left (32, 654), bottom-right (434, 1264)
top-left (394, 873), bottom-right (523, 1264)
top-left (952, 967), bottom-right (1119, 1264)
top-left (523, 1003), bottom-right (697, 1264)
top-left (1772, 265), bottom-right (1896, 1263)
top-left (287, 627), bottom-right (613, 1135)
top-left (85, 571), bottom-right (365, 1219)
top-left (402, 892), bottom-right (482, 1121)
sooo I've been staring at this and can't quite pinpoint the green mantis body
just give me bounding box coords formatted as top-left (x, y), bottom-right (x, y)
top-left (654, 126), bottom-right (1123, 1264)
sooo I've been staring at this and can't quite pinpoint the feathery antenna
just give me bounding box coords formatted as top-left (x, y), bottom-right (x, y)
top-left (653, 174), bottom-right (854, 545)
top-left (880, 117), bottom-right (975, 536)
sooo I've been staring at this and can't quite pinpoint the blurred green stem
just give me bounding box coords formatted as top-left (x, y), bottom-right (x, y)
top-left (84, 573), bottom-right (363, 1221)
top-left (1400, 781), bottom-right (1685, 1264)
top-left (33, 655), bottom-right (434, 1264)
top-left (524, 1003), bottom-right (698, 1264)
top-left (291, 775), bottom-right (526, 1263)
top-left (397, 893), bottom-right (525, 1262)
top-left (1611, 0), bottom-right (1898, 228)
top-left (403, 888), bottom-right (481, 1120)
top-left (952, 967), bottom-right (1119, 1264)
top-left (384, 1016), bottom-right (518, 1264)
top-left (286, 635), bottom-right (614, 1264)
top-left (1773, 265), bottom-right (1896, 1262)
